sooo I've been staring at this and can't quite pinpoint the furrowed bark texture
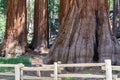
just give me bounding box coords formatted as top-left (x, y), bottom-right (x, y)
top-left (45, 0), bottom-right (120, 65)
top-left (0, 0), bottom-right (27, 57)
top-left (30, 0), bottom-right (48, 53)
top-left (45, 0), bottom-right (97, 64)
top-left (45, 0), bottom-right (120, 63)
top-left (60, 0), bottom-right (67, 25)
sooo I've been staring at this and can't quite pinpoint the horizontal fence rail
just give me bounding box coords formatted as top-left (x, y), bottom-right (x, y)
top-left (0, 59), bottom-right (120, 80)
top-left (0, 64), bottom-right (24, 80)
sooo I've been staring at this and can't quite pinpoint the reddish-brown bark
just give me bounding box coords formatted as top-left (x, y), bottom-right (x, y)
top-left (60, 0), bottom-right (66, 25)
top-left (0, 0), bottom-right (27, 57)
top-left (30, 0), bottom-right (49, 53)
top-left (44, 0), bottom-right (120, 66)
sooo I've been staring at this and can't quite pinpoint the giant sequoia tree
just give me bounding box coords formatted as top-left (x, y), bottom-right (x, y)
top-left (0, 0), bottom-right (27, 57)
top-left (30, 0), bottom-right (48, 53)
top-left (45, 0), bottom-right (120, 64)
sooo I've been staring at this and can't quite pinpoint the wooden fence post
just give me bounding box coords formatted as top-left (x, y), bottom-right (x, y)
top-left (15, 64), bottom-right (20, 80)
top-left (15, 64), bottom-right (24, 80)
top-left (21, 69), bottom-right (24, 80)
top-left (20, 64), bottom-right (24, 80)
top-left (54, 62), bottom-right (58, 80)
top-left (105, 59), bottom-right (112, 80)
top-left (58, 61), bottom-right (62, 80)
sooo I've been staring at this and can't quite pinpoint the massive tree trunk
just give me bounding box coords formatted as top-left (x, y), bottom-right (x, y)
top-left (0, 0), bottom-right (27, 57)
top-left (30, 0), bottom-right (49, 53)
top-left (44, 0), bottom-right (120, 65)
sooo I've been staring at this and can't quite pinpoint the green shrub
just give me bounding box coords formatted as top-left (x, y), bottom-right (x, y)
top-left (0, 56), bottom-right (31, 72)
top-left (0, 13), bottom-right (5, 44)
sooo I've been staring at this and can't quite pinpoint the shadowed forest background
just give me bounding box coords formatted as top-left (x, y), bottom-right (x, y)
top-left (0, 0), bottom-right (120, 67)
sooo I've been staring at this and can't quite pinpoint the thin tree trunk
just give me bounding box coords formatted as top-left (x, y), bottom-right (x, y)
top-left (44, 0), bottom-right (120, 66)
top-left (30, 0), bottom-right (49, 53)
top-left (0, 0), bottom-right (27, 57)
top-left (116, 0), bottom-right (120, 65)
top-left (113, 0), bottom-right (118, 36)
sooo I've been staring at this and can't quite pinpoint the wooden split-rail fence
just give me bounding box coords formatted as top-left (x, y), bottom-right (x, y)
top-left (0, 59), bottom-right (120, 80)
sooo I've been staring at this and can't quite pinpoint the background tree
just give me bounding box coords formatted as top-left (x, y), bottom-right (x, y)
top-left (0, 0), bottom-right (6, 44)
top-left (44, 0), bottom-right (120, 65)
top-left (112, 0), bottom-right (118, 36)
top-left (30, 0), bottom-right (48, 53)
top-left (0, 0), bottom-right (6, 15)
top-left (27, 0), bottom-right (34, 44)
top-left (116, 0), bottom-right (120, 38)
top-left (0, 0), bottom-right (27, 57)
top-left (48, 0), bottom-right (59, 47)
